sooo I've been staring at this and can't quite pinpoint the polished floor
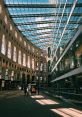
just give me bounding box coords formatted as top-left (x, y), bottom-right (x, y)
top-left (0, 90), bottom-right (82, 117)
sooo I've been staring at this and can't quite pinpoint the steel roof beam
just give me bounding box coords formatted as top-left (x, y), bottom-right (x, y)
top-left (34, 40), bottom-right (51, 44)
top-left (16, 20), bottom-right (64, 25)
top-left (20, 27), bottom-right (77, 32)
top-left (31, 38), bottom-right (70, 43)
top-left (17, 20), bottom-right (82, 26)
top-left (31, 36), bottom-right (53, 39)
top-left (28, 32), bottom-right (68, 37)
top-left (16, 20), bottom-right (57, 25)
top-left (37, 43), bottom-right (51, 47)
top-left (28, 31), bottom-right (70, 36)
top-left (20, 26), bottom-right (54, 31)
top-left (28, 31), bottom-right (53, 36)
top-left (5, 3), bottom-right (82, 8)
top-left (30, 37), bottom-right (52, 41)
top-left (29, 37), bottom-right (65, 41)
top-left (11, 13), bottom-right (82, 18)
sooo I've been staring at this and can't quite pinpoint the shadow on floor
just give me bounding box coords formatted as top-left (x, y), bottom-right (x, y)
top-left (0, 90), bottom-right (82, 117)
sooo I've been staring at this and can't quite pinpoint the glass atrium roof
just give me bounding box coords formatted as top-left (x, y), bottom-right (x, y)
top-left (4, 0), bottom-right (82, 52)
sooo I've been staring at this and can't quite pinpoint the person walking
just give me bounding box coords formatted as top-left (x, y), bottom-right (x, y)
top-left (24, 85), bottom-right (27, 96)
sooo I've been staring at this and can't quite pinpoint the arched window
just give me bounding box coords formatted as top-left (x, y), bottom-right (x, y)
top-left (27, 56), bottom-right (30, 68)
top-left (23, 53), bottom-right (26, 66)
top-left (32, 47), bottom-right (34, 53)
top-left (1, 34), bottom-right (6, 55)
top-left (32, 58), bottom-right (34, 69)
top-left (15, 31), bottom-right (17, 38)
top-left (24, 41), bottom-right (26, 47)
top-left (13, 46), bottom-right (16, 62)
top-left (36, 62), bottom-right (39, 70)
top-left (10, 24), bottom-right (12, 31)
top-left (4, 16), bottom-right (8, 24)
top-left (70, 57), bottom-right (75, 69)
top-left (18, 50), bottom-right (21, 64)
top-left (28, 45), bottom-right (30, 50)
top-left (0, 5), bottom-right (2, 14)
top-left (20, 37), bottom-right (22, 42)
top-left (7, 41), bottom-right (11, 59)
top-left (40, 63), bottom-right (43, 71)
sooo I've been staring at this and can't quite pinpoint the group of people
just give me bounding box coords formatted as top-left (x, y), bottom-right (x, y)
top-left (23, 83), bottom-right (37, 96)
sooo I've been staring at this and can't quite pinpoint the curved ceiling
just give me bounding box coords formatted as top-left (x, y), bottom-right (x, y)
top-left (4, 0), bottom-right (82, 52)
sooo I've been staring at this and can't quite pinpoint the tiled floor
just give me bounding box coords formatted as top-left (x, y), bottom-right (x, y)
top-left (0, 90), bottom-right (82, 117)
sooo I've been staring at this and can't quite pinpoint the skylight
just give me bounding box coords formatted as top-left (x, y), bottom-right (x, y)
top-left (4, 0), bottom-right (82, 52)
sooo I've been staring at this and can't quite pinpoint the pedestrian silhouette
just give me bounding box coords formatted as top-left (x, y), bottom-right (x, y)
top-left (24, 85), bottom-right (27, 95)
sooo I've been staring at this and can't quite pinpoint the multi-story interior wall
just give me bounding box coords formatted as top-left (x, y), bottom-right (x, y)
top-left (49, 25), bottom-right (82, 101)
top-left (0, 1), bottom-right (47, 90)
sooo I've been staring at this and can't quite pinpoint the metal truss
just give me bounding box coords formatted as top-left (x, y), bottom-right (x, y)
top-left (11, 13), bottom-right (82, 18)
top-left (5, 3), bottom-right (82, 8)
top-left (4, 0), bottom-right (82, 51)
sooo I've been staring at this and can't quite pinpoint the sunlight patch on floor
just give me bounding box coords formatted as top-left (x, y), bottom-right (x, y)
top-left (51, 108), bottom-right (82, 117)
top-left (36, 99), bottom-right (59, 105)
top-left (31, 95), bottom-right (44, 99)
